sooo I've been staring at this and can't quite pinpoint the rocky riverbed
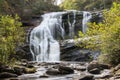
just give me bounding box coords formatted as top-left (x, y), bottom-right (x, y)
top-left (0, 60), bottom-right (120, 80)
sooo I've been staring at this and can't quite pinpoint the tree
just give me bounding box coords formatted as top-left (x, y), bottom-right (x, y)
top-left (0, 15), bottom-right (25, 64)
top-left (77, 3), bottom-right (120, 65)
top-left (0, 0), bottom-right (61, 20)
top-left (60, 0), bottom-right (114, 11)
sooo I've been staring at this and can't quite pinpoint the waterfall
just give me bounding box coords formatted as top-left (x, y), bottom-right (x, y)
top-left (82, 11), bottom-right (92, 33)
top-left (29, 11), bottom-right (92, 62)
top-left (30, 12), bottom-right (66, 62)
top-left (68, 11), bottom-right (76, 38)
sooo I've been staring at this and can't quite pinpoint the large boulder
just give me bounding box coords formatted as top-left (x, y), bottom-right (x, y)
top-left (87, 61), bottom-right (111, 72)
top-left (58, 66), bottom-right (74, 74)
top-left (46, 69), bottom-right (60, 75)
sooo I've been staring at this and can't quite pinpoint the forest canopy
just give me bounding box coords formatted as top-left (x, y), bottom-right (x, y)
top-left (60, 0), bottom-right (118, 11)
top-left (0, 0), bottom-right (61, 19)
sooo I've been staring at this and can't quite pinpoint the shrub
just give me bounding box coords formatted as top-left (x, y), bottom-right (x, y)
top-left (0, 15), bottom-right (25, 64)
top-left (77, 3), bottom-right (120, 65)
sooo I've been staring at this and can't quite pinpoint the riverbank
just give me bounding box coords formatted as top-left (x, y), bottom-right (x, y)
top-left (0, 60), bottom-right (120, 80)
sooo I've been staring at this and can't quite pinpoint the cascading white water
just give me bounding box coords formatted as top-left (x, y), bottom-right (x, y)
top-left (30, 12), bottom-right (66, 62)
top-left (82, 11), bottom-right (92, 33)
top-left (29, 11), bottom-right (92, 62)
top-left (67, 10), bottom-right (76, 38)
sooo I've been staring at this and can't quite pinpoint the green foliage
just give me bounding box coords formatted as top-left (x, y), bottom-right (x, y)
top-left (0, 0), bottom-right (61, 20)
top-left (77, 3), bottom-right (120, 65)
top-left (30, 0), bottom-right (61, 15)
top-left (0, 15), bottom-right (25, 64)
top-left (60, 0), bottom-right (115, 11)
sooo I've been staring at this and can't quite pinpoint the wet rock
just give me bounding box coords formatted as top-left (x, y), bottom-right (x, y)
top-left (52, 65), bottom-right (59, 69)
top-left (27, 63), bottom-right (34, 68)
top-left (87, 61), bottom-right (100, 71)
top-left (58, 66), bottom-right (74, 74)
top-left (1, 68), bottom-right (15, 74)
top-left (115, 69), bottom-right (120, 77)
top-left (89, 68), bottom-right (100, 74)
top-left (0, 72), bottom-right (18, 78)
top-left (94, 74), bottom-right (112, 79)
top-left (99, 63), bottom-right (111, 70)
top-left (94, 69), bottom-right (112, 79)
top-left (39, 74), bottom-right (49, 78)
top-left (46, 69), bottom-right (60, 75)
top-left (79, 75), bottom-right (94, 80)
top-left (14, 67), bottom-right (24, 75)
top-left (61, 43), bottom-right (91, 61)
top-left (61, 45), bottom-right (92, 61)
top-left (75, 66), bottom-right (86, 71)
top-left (24, 68), bottom-right (36, 73)
top-left (111, 64), bottom-right (120, 74)
top-left (15, 62), bottom-right (27, 67)
top-left (87, 61), bottom-right (111, 72)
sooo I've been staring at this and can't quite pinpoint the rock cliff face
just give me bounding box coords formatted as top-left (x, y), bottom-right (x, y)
top-left (62, 11), bottom-right (83, 38)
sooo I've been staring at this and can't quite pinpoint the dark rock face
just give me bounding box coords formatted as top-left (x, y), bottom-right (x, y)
top-left (62, 11), bottom-right (83, 38)
top-left (61, 44), bottom-right (93, 61)
top-left (90, 12), bottom-right (103, 24)
top-left (15, 44), bottom-right (32, 61)
top-left (0, 72), bottom-right (18, 78)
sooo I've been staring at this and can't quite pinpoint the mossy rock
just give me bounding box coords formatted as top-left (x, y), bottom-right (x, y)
top-left (24, 68), bottom-right (36, 73)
